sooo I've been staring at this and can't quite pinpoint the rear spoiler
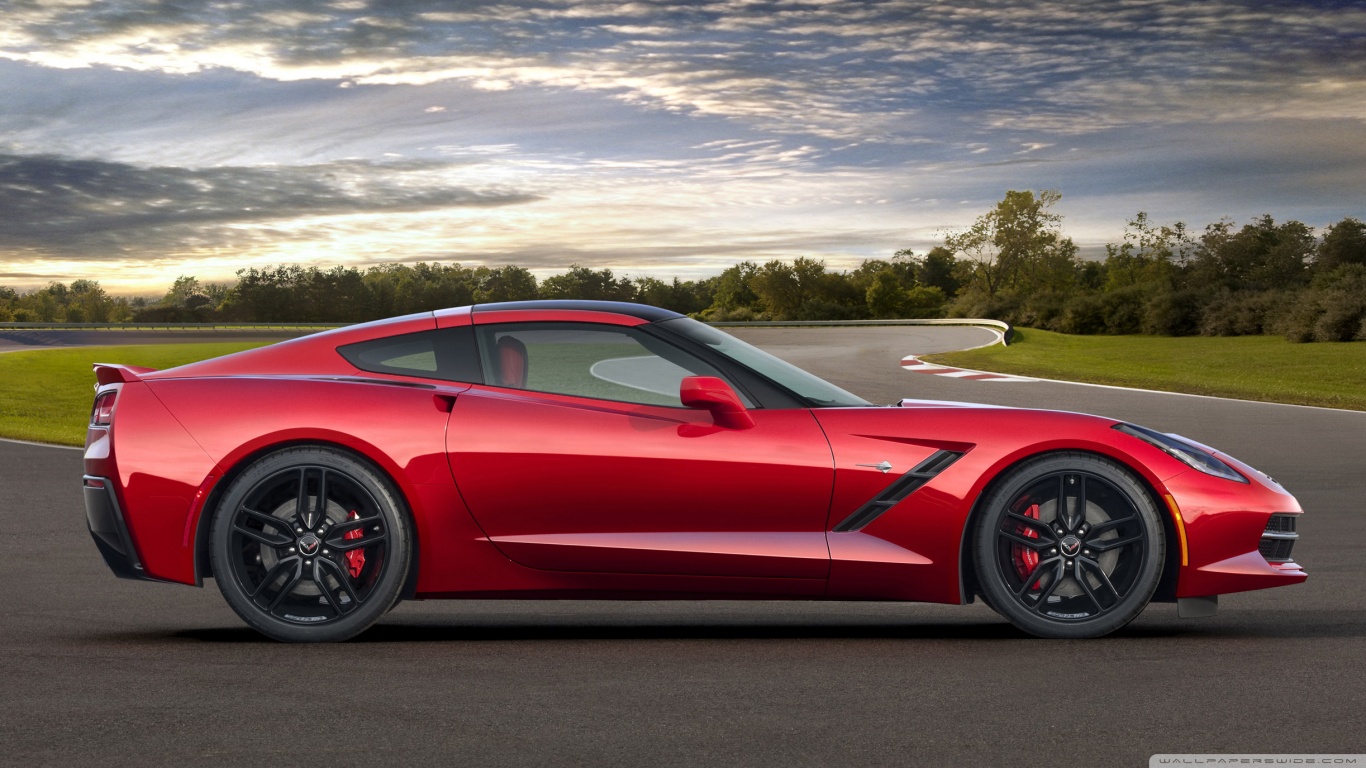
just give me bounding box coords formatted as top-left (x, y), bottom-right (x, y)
top-left (93, 363), bottom-right (159, 386)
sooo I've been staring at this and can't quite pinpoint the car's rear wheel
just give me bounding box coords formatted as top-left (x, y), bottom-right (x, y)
top-left (209, 447), bottom-right (411, 642)
top-left (972, 452), bottom-right (1164, 639)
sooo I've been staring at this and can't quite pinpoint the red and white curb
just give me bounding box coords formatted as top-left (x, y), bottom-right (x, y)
top-left (900, 355), bottom-right (1036, 382)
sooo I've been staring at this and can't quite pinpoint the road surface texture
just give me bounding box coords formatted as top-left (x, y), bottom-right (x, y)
top-left (1, 325), bottom-right (1362, 767)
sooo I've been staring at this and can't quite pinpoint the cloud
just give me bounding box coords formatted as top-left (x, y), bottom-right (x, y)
top-left (2, 1), bottom-right (1360, 142)
top-left (0, 153), bottom-right (541, 257)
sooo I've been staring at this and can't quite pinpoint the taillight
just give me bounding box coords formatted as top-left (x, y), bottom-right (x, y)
top-left (91, 391), bottom-right (117, 426)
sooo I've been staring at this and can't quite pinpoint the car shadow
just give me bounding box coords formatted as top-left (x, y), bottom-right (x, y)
top-left (170, 620), bottom-right (1204, 644)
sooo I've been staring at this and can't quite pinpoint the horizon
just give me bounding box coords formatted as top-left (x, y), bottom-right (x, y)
top-left (2, 0), bottom-right (1364, 294)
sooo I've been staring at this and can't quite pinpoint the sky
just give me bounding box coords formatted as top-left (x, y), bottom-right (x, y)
top-left (1, 0), bottom-right (1364, 294)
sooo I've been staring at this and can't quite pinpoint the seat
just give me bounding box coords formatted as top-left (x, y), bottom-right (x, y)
top-left (495, 335), bottom-right (529, 388)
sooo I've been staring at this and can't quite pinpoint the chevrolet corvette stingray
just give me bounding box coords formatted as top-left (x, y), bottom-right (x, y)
top-left (83, 301), bottom-right (1306, 641)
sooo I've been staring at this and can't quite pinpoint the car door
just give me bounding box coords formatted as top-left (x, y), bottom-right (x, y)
top-left (445, 317), bottom-right (834, 581)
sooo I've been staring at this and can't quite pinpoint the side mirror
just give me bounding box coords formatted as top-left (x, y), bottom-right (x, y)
top-left (680, 376), bottom-right (754, 429)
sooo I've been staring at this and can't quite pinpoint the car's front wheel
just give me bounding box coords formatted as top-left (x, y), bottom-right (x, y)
top-left (209, 447), bottom-right (411, 642)
top-left (972, 452), bottom-right (1164, 639)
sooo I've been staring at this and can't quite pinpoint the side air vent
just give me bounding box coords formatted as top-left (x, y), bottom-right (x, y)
top-left (833, 450), bottom-right (963, 532)
top-left (1259, 513), bottom-right (1299, 563)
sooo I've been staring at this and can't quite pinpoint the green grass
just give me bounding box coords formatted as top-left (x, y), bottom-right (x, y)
top-left (925, 329), bottom-right (1366, 411)
top-left (0, 342), bottom-right (269, 446)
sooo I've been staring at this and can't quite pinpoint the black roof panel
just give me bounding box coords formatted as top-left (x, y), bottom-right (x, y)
top-left (471, 300), bottom-right (683, 322)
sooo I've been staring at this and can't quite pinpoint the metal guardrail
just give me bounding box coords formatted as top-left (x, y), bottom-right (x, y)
top-left (709, 318), bottom-right (1013, 344)
top-left (0, 322), bottom-right (339, 330)
top-left (1, 317), bottom-right (1011, 344)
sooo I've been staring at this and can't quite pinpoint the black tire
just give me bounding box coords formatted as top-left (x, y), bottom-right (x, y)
top-left (209, 446), bottom-right (412, 642)
top-left (972, 452), bottom-right (1164, 639)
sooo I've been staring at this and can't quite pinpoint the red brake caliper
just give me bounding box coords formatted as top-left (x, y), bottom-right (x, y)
top-left (1011, 503), bottom-right (1041, 588)
top-left (344, 510), bottom-right (365, 578)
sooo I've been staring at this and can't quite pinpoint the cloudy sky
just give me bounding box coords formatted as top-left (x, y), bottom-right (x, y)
top-left (2, 0), bottom-right (1364, 293)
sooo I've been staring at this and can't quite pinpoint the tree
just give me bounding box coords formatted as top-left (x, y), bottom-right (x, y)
top-left (473, 266), bottom-right (538, 303)
top-left (1102, 212), bottom-right (1193, 291)
top-left (1316, 217), bottom-right (1366, 273)
top-left (1189, 215), bottom-right (1314, 292)
top-left (912, 247), bottom-right (961, 298)
top-left (709, 262), bottom-right (760, 313)
top-left (944, 190), bottom-right (1075, 298)
top-left (539, 265), bottom-right (634, 301)
top-left (865, 270), bottom-right (908, 319)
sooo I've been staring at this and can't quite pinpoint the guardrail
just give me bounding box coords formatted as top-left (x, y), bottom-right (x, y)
top-left (1, 317), bottom-right (1011, 344)
top-left (0, 322), bottom-right (339, 330)
top-left (710, 318), bottom-right (1012, 345)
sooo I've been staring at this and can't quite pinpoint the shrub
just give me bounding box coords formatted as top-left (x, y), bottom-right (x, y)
top-left (1057, 293), bottom-right (1107, 334)
top-left (1142, 289), bottom-right (1206, 336)
top-left (1200, 290), bottom-right (1285, 336)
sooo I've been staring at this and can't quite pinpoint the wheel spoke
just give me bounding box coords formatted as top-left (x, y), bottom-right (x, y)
top-left (265, 561), bottom-right (304, 611)
top-left (1086, 518), bottom-right (1128, 537)
top-left (1079, 556), bottom-right (1124, 602)
top-left (1030, 560), bottom-right (1067, 613)
top-left (295, 468), bottom-right (310, 527)
top-left (233, 522), bottom-right (292, 548)
top-left (317, 557), bottom-right (364, 608)
top-left (250, 555), bottom-right (299, 598)
top-left (312, 560), bottom-right (347, 615)
top-left (998, 528), bottom-right (1049, 550)
top-left (1087, 533), bottom-right (1143, 553)
top-left (1075, 559), bottom-right (1110, 613)
top-left (314, 469), bottom-right (328, 528)
top-left (1014, 555), bottom-right (1060, 597)
top-left (1004, 511), bottom-right (1053, 537)
top-left (326, 533), bottom-right (387, 553)
top-left (325, 514), bottom-right (385, 550)
top-left (1075, 476), bottom-right (1087, 530)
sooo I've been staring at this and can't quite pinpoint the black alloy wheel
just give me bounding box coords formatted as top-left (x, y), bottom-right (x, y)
top-left (973, 452), bottom-right (1164, 639)
top-left (210, 447), bottom-right (411, 642)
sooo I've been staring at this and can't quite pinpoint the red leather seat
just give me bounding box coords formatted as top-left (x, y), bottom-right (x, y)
top-left (495, 336), bottom-right (528, 388)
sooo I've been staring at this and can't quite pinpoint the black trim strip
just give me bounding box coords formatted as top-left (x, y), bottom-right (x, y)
top-left (832, 450), bottom-right (963, 532)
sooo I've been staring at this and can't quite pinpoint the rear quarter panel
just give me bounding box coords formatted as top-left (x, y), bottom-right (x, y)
top-left (144, 377), bottom-right (470, 589)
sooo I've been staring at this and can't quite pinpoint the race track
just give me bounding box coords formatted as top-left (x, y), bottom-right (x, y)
top-left (2, 326), bottom-right (1363, 767)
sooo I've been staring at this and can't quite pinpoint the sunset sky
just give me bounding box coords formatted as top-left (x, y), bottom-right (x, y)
top-left (2, 0), bottom-right (1364, 294)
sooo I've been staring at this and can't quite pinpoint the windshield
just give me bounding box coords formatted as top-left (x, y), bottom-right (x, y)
top-left (659, 318), bottom-right (871, 408)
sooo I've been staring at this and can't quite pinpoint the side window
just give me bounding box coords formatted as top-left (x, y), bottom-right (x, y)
top-left (475, 322), bottom-right (747, 407)
top-left (338, 327), bottom-right (482, 383)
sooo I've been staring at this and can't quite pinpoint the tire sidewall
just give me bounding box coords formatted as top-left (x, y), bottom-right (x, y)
top-left (973, 452), bottom-right (1165, 639)
top-left (209, 446), bottom-right (411, 642)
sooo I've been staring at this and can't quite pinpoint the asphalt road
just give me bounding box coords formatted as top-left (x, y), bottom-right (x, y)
top-left (2, 326), bottom-right (1363, 767)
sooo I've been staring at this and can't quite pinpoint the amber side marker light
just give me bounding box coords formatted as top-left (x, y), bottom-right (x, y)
top-left (1164, 494), bottom-right (1190, 567)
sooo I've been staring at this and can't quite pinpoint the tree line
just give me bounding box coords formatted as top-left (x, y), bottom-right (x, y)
top-left (2, 191), bottom-right (1363, 342)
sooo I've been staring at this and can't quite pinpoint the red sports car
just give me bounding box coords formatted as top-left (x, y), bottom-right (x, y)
top-left (83, 301), bottom-right (1306, 641)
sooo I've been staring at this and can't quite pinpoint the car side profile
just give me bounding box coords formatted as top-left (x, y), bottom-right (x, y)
top-left (83, 301), bottom-right (1306, 641)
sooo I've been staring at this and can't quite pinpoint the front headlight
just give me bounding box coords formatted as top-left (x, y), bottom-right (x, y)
top-left (1113, 423), bottom-right (1248, 483)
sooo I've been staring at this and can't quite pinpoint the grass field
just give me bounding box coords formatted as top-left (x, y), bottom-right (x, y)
top-left (0, 342), bottom-right (268, 446)
top-left (925, 329), bottom-right (1366, 411)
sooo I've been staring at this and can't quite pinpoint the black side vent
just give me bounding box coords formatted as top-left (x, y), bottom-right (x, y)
top-left (833, 450), bottom-right (963, 532)
top-left (1264, 514), bottom-right (1297, 534)
top-left (1259, 513), bottom-right (1299, 563)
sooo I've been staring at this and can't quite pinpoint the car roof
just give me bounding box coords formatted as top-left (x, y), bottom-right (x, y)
top-left (471, 300), bottom-right (683, 322)
top-left (139, 301), bottom-right (684, 380)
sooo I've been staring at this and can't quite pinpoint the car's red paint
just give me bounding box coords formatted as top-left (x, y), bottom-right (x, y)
top-left (446, 384), bottom-right (831, 580)
top-left (84, 302), bottom-right (1306, 616)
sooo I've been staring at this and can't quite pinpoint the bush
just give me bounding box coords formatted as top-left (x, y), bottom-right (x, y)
top-left (1099, 286), bottom-right (1149, 334)
top-left (1142, 289), bottom-right (1206, 336)
top-left (1057, 293), bottom-right (1107, 334)
top-left (1199, 290), bottom-right (1286, 336)
top-left (1279, 265), bottom-right (1366, 342)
